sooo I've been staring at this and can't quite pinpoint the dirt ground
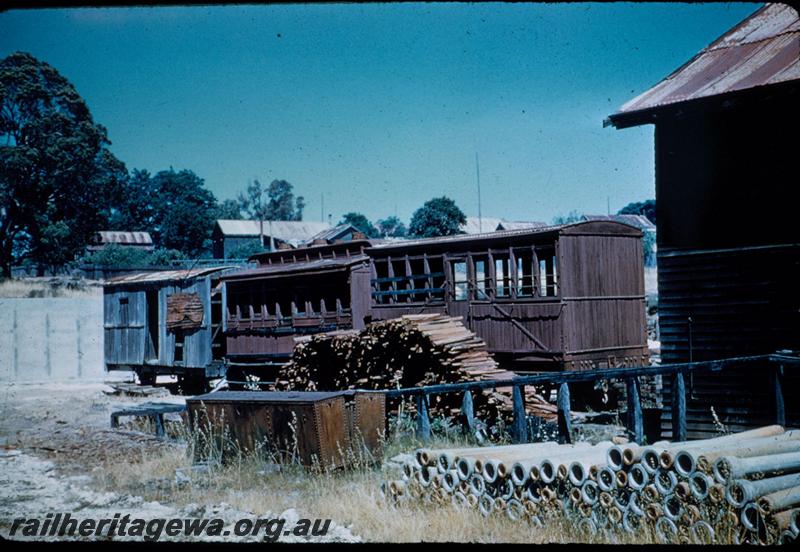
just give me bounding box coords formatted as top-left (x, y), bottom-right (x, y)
top-left (0, 380), bottom-right (359, 542)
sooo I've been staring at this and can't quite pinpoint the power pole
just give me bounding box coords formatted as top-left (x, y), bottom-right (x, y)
top-left (475, 152), bottom-right (482, 233)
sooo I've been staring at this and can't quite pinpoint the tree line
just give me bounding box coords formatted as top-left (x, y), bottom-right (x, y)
top-left (0, 52), bottom-right (470, 276)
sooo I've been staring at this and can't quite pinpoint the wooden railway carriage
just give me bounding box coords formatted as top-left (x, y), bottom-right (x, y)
top-left (103, 266), bottom-right (235, 391)
top-left (368, 220), bottom-right (649, 372)
top-left (220, 221), bottom-right (649, 380)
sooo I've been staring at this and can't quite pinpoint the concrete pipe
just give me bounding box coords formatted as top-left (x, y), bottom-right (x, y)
top-left (500, 478), bottom-right (515, 501)
top-left (695, 431), bottom-right (800, 473)
top-left (389, 480), bottom-right (407, 496)
top-left (689, 472), bottom-right (713, 500)
top-left (528, 515), bottom-right (544, 528)
top-left (606, 444), bottom-right (627, 471)
top-left (581, 480), bottom-right (600, 506)
top-left (709, 483), bottom-right (725, 504)
top-left (672, 449), bottom-right (699, 478)
top-left (685, 504), bottom-right (702, 524)
top-left (613, 489), bottom-right (631, 511)
top-left (418, 466), bottom-right (438, 487)
top-left (741, 501), bottom-right (761, 532)
top-left (628, 463), bottom-right (650, 491)
top-left (714, 451), bottom-right (800, 484)
top-left (541, 486), bottom-right (558, 503)
top-left (640, 447), bottom-right (662, 475)
top-left (539, 459), bottom-right (558, 484)
top-left (778, 529), bottom-right (797, 545)
top-left (642, 484), bottom-right (660, 504)
top-left (579, 502), bottom-right (594, 519)
top-left (524, 481), bottom-right (543, 503)
top-left (455, 457), bottom-right (478, 481)
top-left (725, 473), bottom-right (800, 508)
top-left (577, 517), bottom-right (598, 536)
top-left (655, 516), bottom-right (678, 543)
top-left (662, 493), bottom-right (684, 522)
top-left (513, 485), bottom-right (524, 501)
top-left (654, 469), bottom-right (678, 495)
top-left (622, 509), bottom-right (643, 534)
top-left (466, 493), bottom-right (479, 509)
top-left (524, 499), bottom-right (539, 516)
top-left (482, 459), bottom-right (501, 484)
top-left (608, 506), bottom-right (623, 524)
top-left (792, 508), bottom-right (800, 533)
top-left (452, 491), bottom-right (469, 509)
top-left (764, 508), bottom-right (796, 539)
top-left (441, 470), bottom-right (460, 493)
top-left (597, 466), bottom-right (616, 492)
top-left (615, 470), bottom-right (628, 489)
top-left (401, 461), bottom-right (416, 481)
top-left (627, 491), bottom-right (644, 516)
top-left (494, 497), bottom-right (507, 512)
top-left (757, 484), bottom-right (800, 515)
top-left (690, 520), bottom-right (715, 545)
top-left (478, 494), bottom-right (495, 517)
top-left (459, 480), bottom-right (470, 494)
top-left (569, 486), bottom-right (582, 505)
top-left (599, 491), bottom-right (614, 509)
top-left (506, 498), bottom-right (525, 521)
top-left (468, 473), bottom-right (485, 496)
top-left (674, 481), bottom-right (691, 501)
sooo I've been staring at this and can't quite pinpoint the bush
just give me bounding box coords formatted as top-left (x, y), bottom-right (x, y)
top-left (80, 244), bottom-right (187, 267)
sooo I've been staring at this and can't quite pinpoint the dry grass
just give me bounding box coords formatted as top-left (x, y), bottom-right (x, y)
top-left (91, 416), bottom-right (673, 543)
top-left (0, 277), bottom-right (102, 298)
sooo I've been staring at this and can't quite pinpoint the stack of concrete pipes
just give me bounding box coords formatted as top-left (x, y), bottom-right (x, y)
top-left (382, 425), bottom-right (800, 544)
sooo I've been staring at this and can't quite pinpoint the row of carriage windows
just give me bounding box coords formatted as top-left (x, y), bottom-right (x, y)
top-left (373, 249), bottom-right (558, 304)
top-left (224, 249), bottom-right (560, 318)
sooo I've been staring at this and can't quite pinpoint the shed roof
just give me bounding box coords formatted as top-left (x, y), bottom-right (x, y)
top-left (221, 256), bottom-right (369, 281)
top-left (370, 220), bottom-right (641, 252)
top-left (105, 266), bottom-right (237, 286)
top-left (582, 214), bottom-right (656, 231)
top-left (496, 220), bottom-right (548, 231)
top-left (608, 3), bottom-right (800, 127)
top-left (460, 217), bottom-right (506, 234)
top-left (306, 224), bottom-right (362, 244)
top-left (93, 231), bottom-right (153, 245)
top-left (215, 220), bottom-right (331, 244)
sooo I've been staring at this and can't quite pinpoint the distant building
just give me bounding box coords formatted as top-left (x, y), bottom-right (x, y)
top-left (461, 217), bottom-right (547, 234)
top-left (87, 231), bottom-right (154, 252)
top-left (581, 214), bottom-right (655, 233)
top-left (212, 220), bottom-right (331, 259)
top-left (304, 224), bottom-right (366, 247)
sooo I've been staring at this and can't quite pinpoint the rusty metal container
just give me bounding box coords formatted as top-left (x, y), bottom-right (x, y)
top-left (186, 390), bottom-right (385, 468)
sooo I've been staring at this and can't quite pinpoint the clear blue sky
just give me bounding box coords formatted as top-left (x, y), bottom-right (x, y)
top-left (1, 2), bottom-right (760, 225)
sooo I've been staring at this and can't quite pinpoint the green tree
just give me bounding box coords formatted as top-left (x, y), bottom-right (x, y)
top-left (618, 199), bottom-right (656, 224)
top-left (79, 244), bottom-right (186, 267)
top-left (376, 216), bottom-right (407, 238)
top-left (237, 178), bottom-right (304, 221)
top-left (108, 169), bottom-right (156, 232)
top-left (552, 210), bottom-right (583, 225)
top-left (149, 169), bottom-right (218, 256)
top-left (228, 240), bottom-right (268, 260)
top-left (216, 198), bottom-right (242, 220)
top-left (408, 197), bottom-right (466, 238)
top-left (340, 212), bottom-right (379, 238)
top-left (0, 52), bottom-right (127, 276)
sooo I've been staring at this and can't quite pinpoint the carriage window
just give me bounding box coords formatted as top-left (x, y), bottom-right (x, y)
top-left (452, 261), bottom-right (468, 301)
top-left (539, 254), bottom-right (558, 297)
top-left (516, 253), bottom-right (534, 297)
top-left (495, 257), bottom-right (511, 297)
top-left (474, 258), bottom-right (489, 300)
top-left (427, 256), bottom-right (446, 301)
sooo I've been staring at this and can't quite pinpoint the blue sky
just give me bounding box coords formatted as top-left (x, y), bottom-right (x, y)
top-left (0, 3), bottom-right (760, 225)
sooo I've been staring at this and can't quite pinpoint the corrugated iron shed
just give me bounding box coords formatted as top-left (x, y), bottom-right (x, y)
top-left (221, 256), bottom-right (369, 281)
top-left (608, 3), bottom-right (800, 128)
top-left (496, 221), bottom-right (548, 231)
top-left (89, 231), bottom-right (154, 250)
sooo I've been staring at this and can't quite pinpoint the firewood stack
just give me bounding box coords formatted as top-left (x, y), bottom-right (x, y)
top-left (276, 314), bottom-right (558, 423)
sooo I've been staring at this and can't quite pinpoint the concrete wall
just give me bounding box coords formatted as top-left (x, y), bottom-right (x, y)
top-left (0, 297), bottom-right (105, 382)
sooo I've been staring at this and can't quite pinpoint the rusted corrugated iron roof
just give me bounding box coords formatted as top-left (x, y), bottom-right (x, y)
top-left (105, 266), bottom-right (237, 286)
top-left (215, 220), bottom-right (331, 245)
top-left (582, 214), bottom-right (656, 231)
top-left (608, 3), bottom-right (800, 127)
top-left (221, 256), bottom-right (369, 281)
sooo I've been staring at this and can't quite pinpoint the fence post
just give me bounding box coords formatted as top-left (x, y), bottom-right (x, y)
top-left (672, 371), bottom-right (687, 442)
top-left (626, 377), bottom-right (644, 444)
top-left (512, 384), bottom-right (528, 444)
top-left (416, 393), bottom-right (431, 442)
top-left (460, 390), bottom-right (475, 434)
top-left (773, 364), bottom-right (785, 427)
top-left (557, 382), bottom-right (572, 444)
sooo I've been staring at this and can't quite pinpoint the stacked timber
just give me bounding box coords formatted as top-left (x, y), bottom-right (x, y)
top-left (384, 425), bottom-right (800, 545)
top-left (276, 314), bottom-right (558, 422)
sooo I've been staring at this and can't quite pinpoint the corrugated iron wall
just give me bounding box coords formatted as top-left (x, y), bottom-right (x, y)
top-left (658, 244), bottom-right (800, 438)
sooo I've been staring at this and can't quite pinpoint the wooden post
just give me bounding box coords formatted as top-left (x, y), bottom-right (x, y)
top-left (154, 414), bottom-right (165, 438)
top-left (461, 390), bottom-right (475, 434)
top-left (773, 364), bottom-right (786, 427)
top-left (626, 377), bottom-right (644, 444)
top-left (416, 394), bottom-right (431, 442)
top-left (557, 382), bottom-right (572, 444)
top-left (512, 385), bottom-right (527, 443)
top-left (672, 371), bottom-right (687, 442)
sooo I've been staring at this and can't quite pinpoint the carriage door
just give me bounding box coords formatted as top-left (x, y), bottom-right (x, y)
top-left (447, 256), bottom-right (471, 326)
top-left (145, 289), bottom-right (160, 361)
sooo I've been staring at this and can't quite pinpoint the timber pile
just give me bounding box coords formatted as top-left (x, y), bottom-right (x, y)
top-left (275, 314), bottom-right (558, 422)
